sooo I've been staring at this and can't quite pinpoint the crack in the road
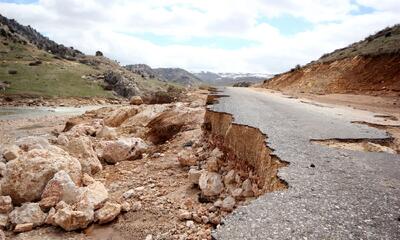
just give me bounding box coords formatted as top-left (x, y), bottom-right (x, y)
top-left (204, 93), bottom-right (289, 196)
top-left (310, 137), bottom-right (397, 154)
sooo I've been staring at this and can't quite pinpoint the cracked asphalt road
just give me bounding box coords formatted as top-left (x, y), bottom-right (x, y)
top-left (210, 87), bottom-right (400, 240)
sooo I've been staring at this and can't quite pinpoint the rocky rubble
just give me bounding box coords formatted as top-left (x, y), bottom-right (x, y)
top-left (0, 90), bottom-right (269, 239)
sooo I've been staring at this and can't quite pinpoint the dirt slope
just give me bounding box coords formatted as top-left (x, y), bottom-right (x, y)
top-left (262, 24), bottom-right (400, 96)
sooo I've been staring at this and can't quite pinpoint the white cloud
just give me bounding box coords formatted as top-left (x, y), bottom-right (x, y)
top-left (0, 0), bottom-right (399, 73)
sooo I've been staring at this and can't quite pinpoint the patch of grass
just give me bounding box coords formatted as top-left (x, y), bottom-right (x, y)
top-left (0, 40), bottom-right (113, 98)
top-left (318, 24), bottom-right (400, 63)
top-left (0, 61), bottom-right (112, 97)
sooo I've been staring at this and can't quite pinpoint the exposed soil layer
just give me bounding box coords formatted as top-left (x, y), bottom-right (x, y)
top-left (263, 54), bottom-right (400, 96)
top-left (311, 138), bottom-right (398, 154)
top-left (351, 121), bottom-right (400, 153)
top-left (203, 108), bottom-right (288, 195)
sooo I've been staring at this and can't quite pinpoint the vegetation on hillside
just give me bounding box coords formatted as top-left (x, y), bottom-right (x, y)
top-left (317, 24), bottom-right (400, 63)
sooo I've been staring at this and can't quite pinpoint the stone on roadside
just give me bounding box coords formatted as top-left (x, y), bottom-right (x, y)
top-left (213, 199), bottom-right (223, 208)
top-left (131, 201), bottom-right (142, 211)
top-left (45, 207), bottom-right (56, 225)
top-left (0, 162), bottom-right (5, 177)
top-left (94, 202), bottom-right (121, 224)
top-left (0, 214), bottom-right (8, 229)
top-left (77, 181), bottom-right (109, 210)
top-left (82, 173), bottom-right (95, 186)
top-left (221, 196), bottom-right (235, 212)
top-left (177, 150), bottom-right (197, 167)
top-left (210, 147), bottom-right (223, 159)
top-left (178, 209), bottom-right (192, 221)
top-left (40, 170), bottom-right (81, 209)
top-left (56, 134), bottom-right (69, 146)
top-left (9, 203), bottom-right (46, 227)
top-left (129, 96), bottom-right (143, 105)
top-left (104, 107), bottom-right (137, 127)
top-left (14, 223), bottom-right (33, 233)
top-left (0, 196), bottom-right (13, 214)
top-left (0, 229), bottom-right (5, 240)
top-left (96, 126), bottom-right (117, 140)
top-left (231, 188), bottom-right (243, 199)
top-left (199, 171), bottom-right (224, 197)
top-left (206, 157), bottom-right (219, 172)
top-left (1, 148), bottom-right (82, 204)
top-left (188, 168), bottom-right (203, 185)
top-left (223, 170), bottom-right (236, 186)
top-left (2, 145), bottom-right (19, 161)
top-left (53, 204), bottom-right (94, 231)
top-left (209, 213), bottom-right (221, 225)
top-left (242, 179), bottom-right (254, 197)
top-left (145, 234), bottom-right (153, 240)
top-left (65, 136), bottom-right (102, 175)
top-left (186, 220), bottom-right (195, 229)
top-left (120, 201), bottom-right (131, 212)
top-left (122, 189), bottom-right (136, 199)
top-left (100, 138), bottom-right (148, 164)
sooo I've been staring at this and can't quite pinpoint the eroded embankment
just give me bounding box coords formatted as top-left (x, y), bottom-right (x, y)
top-left (263, 54), bottom-right (400, 96)
top-left (203, 102), bottom-right (288, 195)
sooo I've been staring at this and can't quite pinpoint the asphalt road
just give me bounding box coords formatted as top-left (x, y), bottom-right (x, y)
top-left (210, 87), bottom-right (400, 240)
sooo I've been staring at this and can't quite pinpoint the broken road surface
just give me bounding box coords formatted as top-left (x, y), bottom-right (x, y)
top-left (210, 87), bottom-right (400, 239)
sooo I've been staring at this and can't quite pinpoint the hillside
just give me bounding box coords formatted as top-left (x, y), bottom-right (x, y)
top-left (0, 14), bottom-right (171, 100)
top-left (125, 64), bottom-right (203, 87)
top-left (194, 71), bottom-right (272, 86)
top-left (262, 24), bottom-right (400, 96)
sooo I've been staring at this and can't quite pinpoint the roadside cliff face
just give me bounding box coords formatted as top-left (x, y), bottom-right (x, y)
top-left (263, 54), bottom-right (400, 96)
top-left (263, 24), bottom-right (400, 96)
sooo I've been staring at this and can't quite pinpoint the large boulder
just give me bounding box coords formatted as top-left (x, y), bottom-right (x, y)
top-left (1, 148), bottom-right (82, 204)
top-left (104, 107), bottom-right (138, 127)
top-left (94, 202), bottom-right (121, 224)
top-left (64, 136), bottom-right (102, 175)
top-left (129, 96), bottom-right (143, 105)
top-left (40, 170), bottom-right (82, 209)
top-left (9, 203), bottom-right (46, 227)
top-left (100, 138), bottom-right (148, 164)
top-left (67, 119), bottom-right (103, 137)
top-left (199, 171), bottom-right (224, 197)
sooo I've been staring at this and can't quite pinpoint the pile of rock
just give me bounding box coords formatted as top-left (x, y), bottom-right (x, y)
top-left (0, 126), bottom-right (146, 233)
top-left (178, 146), bottom-right (262, 227)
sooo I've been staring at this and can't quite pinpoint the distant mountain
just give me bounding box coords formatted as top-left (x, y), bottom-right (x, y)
top-left (194, 71), bottom-right (273, 86)
top-left (125, 64), bottom-right (203, 87)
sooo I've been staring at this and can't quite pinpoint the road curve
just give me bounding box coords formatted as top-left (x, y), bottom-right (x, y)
top-left (210, 87), bottom-right (400, 240)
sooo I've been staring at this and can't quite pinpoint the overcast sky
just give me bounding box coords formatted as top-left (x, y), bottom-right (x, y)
top-left (0, 0), bottom-right (399, 73)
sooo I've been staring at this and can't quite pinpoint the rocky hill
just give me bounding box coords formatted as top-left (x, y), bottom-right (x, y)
top-left (262, 24), bottom-right (400, 96)
top-left (125, 64), bottom-right (203, 87)
top-left (0, 14), bottom-right (82, 59)
top-left (0, 14), bottom-right (173, 101)
top-left (195, 71), bottom-right (272, 86)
